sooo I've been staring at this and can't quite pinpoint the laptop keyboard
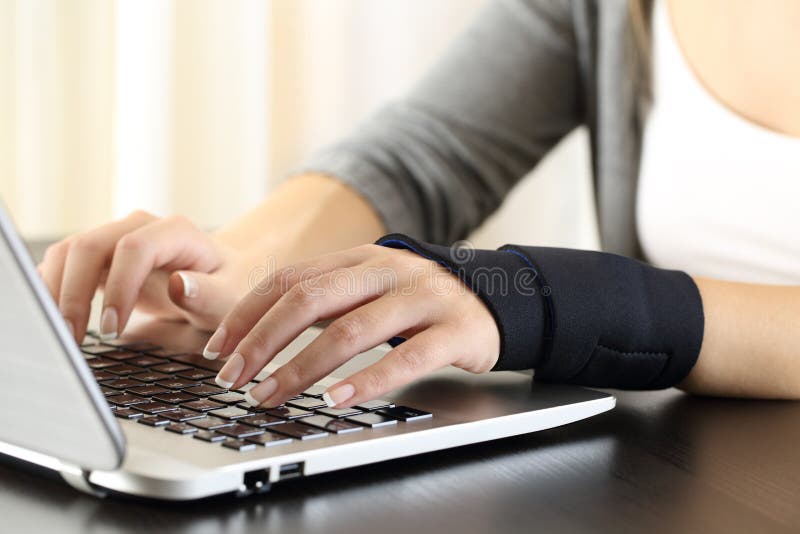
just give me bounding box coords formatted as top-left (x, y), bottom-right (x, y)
top-left (81, 332), bottom-right (432, 453)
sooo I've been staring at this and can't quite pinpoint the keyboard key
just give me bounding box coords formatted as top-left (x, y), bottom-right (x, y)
top-left (101, 378), bottom-right (142, 390)
top-left (193, 430), bottom-right (226, 442)
top-left (81, 345), bottom-right (120, 356)
top-left (137, 416), bottom-right (170, 427)
top-left (269, 422), bottom-right (328, 440)
top-left (316, 407), bottom-right (363, 418)
top-left (209, 392), bottom-right (246, 405)
top-left (109, 394), bottom-right (149, 406)
top-left (240, 414), bottom-right (284, 428)
top-left (165, 423), bottom-right (198, 435)
top-left (126, 355), bottom-right (169, 367)
top-left (217, 424), bottom-right (265, 439)
top-left (144, 348), bottom-right (187, 358)
top-left (184, 385), bottom-right (227, 397)
top-left (92, 370), bottom-right (116, 381)
top-left (377, 405), bottom-right (433, 422)
top-left (209, 407), bottom-right (252, 420)
top-left (113, 407), bottom-right (144, 419)
top-left (303, 384), bottom-right (328, 398)
top-left (135, 402), bottom-right (178, 415)
top-left (346, 412), bottom-right (397, 428)
top-left (87, 359), bottom-right (121, 370)
top-left (172, 353), bottom-right (224, 372)
top-left (130, 371), bottom-right (171, 383)
top-left (152, 362), bottom-right (193, 374)
top-left (103, 351), bottom-right (142, 362)
top-left (106, 364), bottom-right (142, 376)
top-left (190, 416), bottom-right (234, 430)
top-left (299, 415), bottom-right (363, 434)
top-left (160, 409), bottom-right (205, 422)
top-left (182, 399), bottom-right (226, 412)
top-left (287, 396), bottom-right (327, 410)
top-left (157, 378), bottom-right (201, 390)
top-left (101, 386), bottom-right (122, 397)
top-left (246, 433), bottom-right (293, 447)
top-left (222, 438), bottom-right (256, 452)
top-left (106, 341), bottom-right (162, 352)
top-left (176, 369), bottom-right (216, 381)
top-left (264, 406), bottom-right (314, 420)
top-left (355, 399), bottom-right (395, 411)
top-left (153, 392), bottom-right (197, 404)
top-left (126, 385), bottom-right (171, 397)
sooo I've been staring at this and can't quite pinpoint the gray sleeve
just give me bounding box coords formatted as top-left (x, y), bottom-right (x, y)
top-left (293, 0), bottom-right (582, 244)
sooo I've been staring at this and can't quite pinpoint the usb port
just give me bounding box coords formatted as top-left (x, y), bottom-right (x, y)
top-left (279, 462), bottom-right (304, 480)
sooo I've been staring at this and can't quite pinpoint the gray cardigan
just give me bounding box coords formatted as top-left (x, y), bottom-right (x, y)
top-left (298, 0), bottom-right (649, 258)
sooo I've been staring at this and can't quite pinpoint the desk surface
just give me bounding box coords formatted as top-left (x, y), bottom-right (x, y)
top-left (2, 243), bottom-right (798, 534)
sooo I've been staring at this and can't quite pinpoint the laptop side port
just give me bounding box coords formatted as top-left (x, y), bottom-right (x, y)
top-left (278, 462), bottom-right (304, 481)
top-left (242, 468), bottom-right (271, 494)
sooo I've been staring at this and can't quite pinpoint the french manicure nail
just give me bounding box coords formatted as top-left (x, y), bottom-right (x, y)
top-left (244, 377), bottom-right (278, 407)
top-left (177, 272), bottom-right (199, 298)
top-left (64, 319), bottom-right (74, 339)
top-left (99, 307), bottom-right (118, 341)
top-left (215, 353), bottom-right (244, 389)
top-left (203, 325), bottom-right (226, 360)
top-left (322, 384), bottom-right (356, 408)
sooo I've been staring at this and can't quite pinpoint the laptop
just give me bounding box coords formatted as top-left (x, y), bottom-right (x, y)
top-left (0, 203), bottom-right (615, 500)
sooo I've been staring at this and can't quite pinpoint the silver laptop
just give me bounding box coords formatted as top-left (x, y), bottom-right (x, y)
top-left (0, 203), bottom-right (615, 501)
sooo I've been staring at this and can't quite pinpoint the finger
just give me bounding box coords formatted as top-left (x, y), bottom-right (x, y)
top-left (58, 211), bottom-right (155, 341)
top-left (167, 270), bottom-right (240, 331)
top-left (222, 262), bottom-right (398, 388)
top-left (39, 240), bottom-right (71, 302)
top-left (101, 215), bottom-right (221, 339)
top-left (204, 244), bottom-right (381, 359)
top-left (229, 292), bottom-right (432, 405)
top-left (321, 326), bottom-right (454, 409)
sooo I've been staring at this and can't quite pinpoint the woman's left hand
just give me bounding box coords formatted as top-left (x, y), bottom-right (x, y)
top-left (206, 244), bottom-right (500, 408)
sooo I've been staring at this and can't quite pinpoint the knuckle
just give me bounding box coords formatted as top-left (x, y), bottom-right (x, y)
top-left (279, 360), bottom-right (307, 387)
top-left (326, 317), bottom-right (361, 346)
top-left (127, 209), bottom-right (154, 222)
top-left (286, 282), bottom-right (317, 308)
top-left (115, 233), bottom-right (148, 254)
top-left (394, 345), bottom-right (424, 375)
top-left (364, 367), bottom-right (390, 394)
top-left (71, 235), bottom-right (105, 255)
top-left (242, 328), bottom-right (270, 353)
top-left (44, 241), bottom-right (70, 261)
top-left (164, 213), bottom-right (191, 228)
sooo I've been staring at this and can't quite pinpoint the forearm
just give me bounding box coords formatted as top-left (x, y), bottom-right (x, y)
top-left (214, 173), bottom-right (385, 266)
top-left (680, 278), bottom-right (800, 399)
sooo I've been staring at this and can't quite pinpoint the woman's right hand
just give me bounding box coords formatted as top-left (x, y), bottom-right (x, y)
top-left (37, 210), bottom-right (253, 343)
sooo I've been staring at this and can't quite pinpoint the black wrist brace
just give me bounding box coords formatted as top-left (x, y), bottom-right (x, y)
top-left (376, 233), bottom-right (705, 390)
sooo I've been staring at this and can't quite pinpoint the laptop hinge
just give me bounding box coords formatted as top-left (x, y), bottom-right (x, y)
top-left (59, 463), bottom-right (107, 498)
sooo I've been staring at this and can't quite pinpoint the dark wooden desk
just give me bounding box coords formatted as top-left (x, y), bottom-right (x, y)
top-left (2, 244), bottom-right (798, 533)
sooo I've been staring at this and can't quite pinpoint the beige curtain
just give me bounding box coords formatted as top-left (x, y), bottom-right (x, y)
top-left (2, 0), bottom-right (597, 250)
top-left (1, 0), bottom-right (485, 240)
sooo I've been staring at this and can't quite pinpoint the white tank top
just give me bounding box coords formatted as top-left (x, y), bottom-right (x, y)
top-left (637, 0), bottom-right (800, 284)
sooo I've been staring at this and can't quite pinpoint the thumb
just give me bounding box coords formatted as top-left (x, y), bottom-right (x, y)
top-left (168, 270), bottom-right (239, 331)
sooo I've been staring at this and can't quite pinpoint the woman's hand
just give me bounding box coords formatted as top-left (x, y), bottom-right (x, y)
top-left (208, 244), bottom-right (501, 409)
top-left (37, 210), bottom-right (253, 342)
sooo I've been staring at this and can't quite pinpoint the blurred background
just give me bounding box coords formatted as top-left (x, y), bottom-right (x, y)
top-left (0, 0), bottom-right (598, 250)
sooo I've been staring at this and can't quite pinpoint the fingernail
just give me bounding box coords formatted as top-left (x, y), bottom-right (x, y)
top-left (215, 353), bottom-right (244, 389)
top-left (99, 307), bottom-right (118, 341)
top-left (322, 384), bottom-right (355, 408)
top-left (244, 377), bottom-right (278, 407)
top-left (203, 325), bottom-right (226, 360)
top-left (177, 271), bottom-right (199, 298)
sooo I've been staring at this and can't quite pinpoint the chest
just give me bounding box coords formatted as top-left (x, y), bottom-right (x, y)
top-left (668, 0), bottom-right (800, 137)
